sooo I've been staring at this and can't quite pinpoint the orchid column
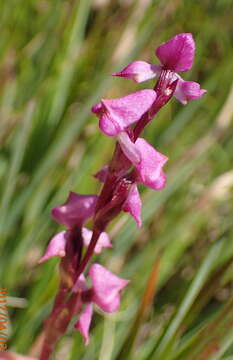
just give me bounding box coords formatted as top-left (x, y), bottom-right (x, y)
top-left (39, 33), bottom-right (206, 359)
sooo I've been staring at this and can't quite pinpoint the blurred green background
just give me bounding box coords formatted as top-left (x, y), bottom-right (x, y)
top-left (0, 0), bottom-right (233, 359)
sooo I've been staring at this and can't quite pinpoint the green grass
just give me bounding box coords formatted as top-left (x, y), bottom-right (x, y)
top-left (0, 0), bottom-right (233, 359)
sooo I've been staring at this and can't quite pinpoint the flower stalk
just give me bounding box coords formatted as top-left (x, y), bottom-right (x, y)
top-left (38, 33), bottom-right (206, 359)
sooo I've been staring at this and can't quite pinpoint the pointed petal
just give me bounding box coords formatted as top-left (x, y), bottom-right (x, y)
top-left (82, 227), bottom-right (112, 254)
top-left (38, 231), bottom-right (68, 264)
top-left (112, 61), bottom-right (161, 83)
top-left (74, 303), bottom-right (93, 345)
top-left (51, 192), bottom-right (98, 228)
top-left (89, 264), bottom-right (129, 313)
top-left (122, 184), bottom-right (142, 227)
top-left (93, 165), bottom-right (109, 182)
top-left (156, 33), bottom-right (195, 72)
top-left (174, 78), bottom-right (207, 104)
top-left (92, 90), bottom-right (157, 136)
top-left (134, 138), bottom-right (168, 190)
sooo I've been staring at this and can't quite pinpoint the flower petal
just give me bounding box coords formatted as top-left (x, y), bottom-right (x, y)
top-left (156, 33), bottom-right (195, 72)
top-left (92, 90), bottom-right (157, 136)
top-left (89, 264), bottom-right (129, 313)
top-left (174, 78), bottom-right (207, 104)
top-left (118, 133), bottom-right (168, 191)
top-left (117, 132), bottom-right (141, 165)
top-left (82, 227), bottom-right (112, 254)
top-left (51, 192), bottom-right (98, 228)
top-left (112, 61), bottom-right (161, 83)
top-left (134, 138), bottom-right (168, 190)
top-left (93, 165), bottom-right (109, 182)
top-left (38, 231), bottom-right (67, 264)
top-left (74, 303), bottom-right (93, 345)
top-left (122, 184), bottom-right (142, 227)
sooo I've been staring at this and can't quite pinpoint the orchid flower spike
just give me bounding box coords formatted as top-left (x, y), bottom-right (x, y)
top-left (112, 33), bottom-right (206, 104)
top-left (39, 33), bottom-right (205, 358)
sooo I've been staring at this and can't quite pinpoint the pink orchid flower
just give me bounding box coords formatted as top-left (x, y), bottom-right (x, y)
top-left (112, 33), bottom-right (206, 105)
top-left (118, 133), bottom-right (168, 190)
top-left (73, 264), bottom-right (129, 345)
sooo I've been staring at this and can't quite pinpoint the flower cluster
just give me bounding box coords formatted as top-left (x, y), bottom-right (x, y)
top-left (39, 33), bottom-right (206, 359)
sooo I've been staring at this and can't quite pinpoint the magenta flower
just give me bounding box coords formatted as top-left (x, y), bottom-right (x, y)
top-left (118, 132), bottom-right (168, 190)
top-left (39, 33), bottom-right (205, 359)
top-left (92, 89), bottom-right (156, 136)
top-left (112, 33), bottom-right (206, 104)
top-left (51, 192), bottom-right (98, 228)
top-left (73, 264), bottom-right (129, 344)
